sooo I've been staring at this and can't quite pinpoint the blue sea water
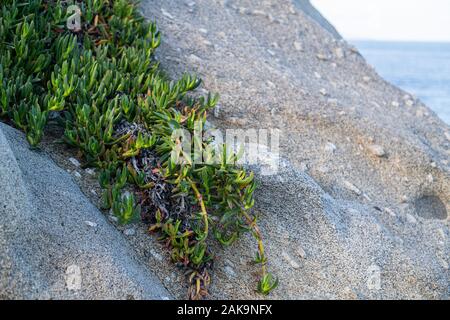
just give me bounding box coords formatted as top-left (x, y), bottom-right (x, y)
top-left (352, 40), bottom-right (450, 125)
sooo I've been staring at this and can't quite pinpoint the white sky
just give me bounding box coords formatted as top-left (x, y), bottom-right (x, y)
top-left (311, 0), bottom-right (450, 42)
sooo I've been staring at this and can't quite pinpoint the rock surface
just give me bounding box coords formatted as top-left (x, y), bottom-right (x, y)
top-left (139, 0), bottom-right (449, 298)
top-left (0, 123), bottom-right (170, 299)
top-left (293, 0), bottom-right (342, 39)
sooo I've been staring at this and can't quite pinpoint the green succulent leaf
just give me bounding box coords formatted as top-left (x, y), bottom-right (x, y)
top-left (257, 273), bottom-right (279, 296)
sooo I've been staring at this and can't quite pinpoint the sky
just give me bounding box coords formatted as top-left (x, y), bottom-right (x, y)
top-left (311, 0), bottom-right (450, 42)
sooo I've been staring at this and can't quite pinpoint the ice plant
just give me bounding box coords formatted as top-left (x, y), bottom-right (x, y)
top-left (0, 0), bottom-right (277, 298)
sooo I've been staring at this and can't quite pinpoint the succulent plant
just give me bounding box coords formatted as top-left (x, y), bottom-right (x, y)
top-left (112, 191), bottom-right (141, 225)
top-left (0, 0), bottom-right (277, 298)
top-left (26, 101), bottom-right (48, 147)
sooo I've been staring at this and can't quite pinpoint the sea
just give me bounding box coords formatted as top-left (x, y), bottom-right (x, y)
top-left (352, 40), bottom-right (450, 125)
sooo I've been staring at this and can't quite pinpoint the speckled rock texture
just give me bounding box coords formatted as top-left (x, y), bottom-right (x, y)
top-left (0, 123), bottom-right (170, 300)
top-left (138, 0), bottom-right (449, 299)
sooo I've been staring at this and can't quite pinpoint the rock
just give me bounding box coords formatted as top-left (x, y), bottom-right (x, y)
top-left (367, 144), bottom-right (386, 157)
top-left (436, 229), bottom-right (446, 242)
top-left (188, 53), bottom-right (202, 63)
top-left (68, 157), bottom-right (81, 167)
top-left (227, 116), bottom-right (246, 126)
top-left (342, 287), bottom-right (358, 300)
top-left (213, 104), bottom-right (221, 118)
top-left (84, 220), bottom-right (98, 228)
top-left (406, 213), bottom-right (418, 224)
top-left (294, 41), bottom-right (303, 51)
top-left (0, 123), bottom-right (170, 299)
top-left (224, 265), bottom-right (236, 278)
top-left (149, 249), bottom-right (163, 262)
top-left (363, 76), bottom-right (371, 83)
top-left (298, 162), bottom-right (309, 172)
top-left (327, 98), bottom-right (338, 106)
top-left (324, 142), bottom-right (337, 153)
top-left (282, 251), bottom-right (300, 269)
top-left (292, 0), bottom-right (342, 39)
top-left (108, 214), bottom-right (119, 223)
top-left (85, 168), bottom-right (95, 176)
top-left (73, 171), bottom-right (82, 179)
top-left (203, 39), bottom-right (212, 46)
top-left (238, 7), bottom-right (250, 15)
top-left (160, 8), bottom-right (174, 20)
top-left (251, 9), bottom-right (267, 17)
top-left (391, 101), bottom-right (400, 107)
top-left (384, 207), bottom-right (397, 217)
top-left (445, 132), bottom-right (450, 141)
top-left (296, 246), bottom-right (306, 259)
top-left (319, 88), bottom-right (327, 96)
top-left (124, 228), bottom-right (136, 236)
top-left (349, 46), bottom-right (359, 54)
top-left (266, 80), bottom-right (276, 88)
top-left (405, 99), bottom-right (414, 107)
top-left (316, 53), bottom-right (329, 61)
top-left (343, 180), bottom-right (362, 195)
top-left (334, 47), bottom-right (344, 59)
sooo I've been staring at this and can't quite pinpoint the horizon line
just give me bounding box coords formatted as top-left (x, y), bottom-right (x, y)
top-left (346, 37), bottom-right (450, 44)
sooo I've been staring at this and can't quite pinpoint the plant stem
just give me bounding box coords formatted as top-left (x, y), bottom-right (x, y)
top-left (242, 210), bottom-right (267, 276)
top-left (187, 177), bottom-right (209, 240)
